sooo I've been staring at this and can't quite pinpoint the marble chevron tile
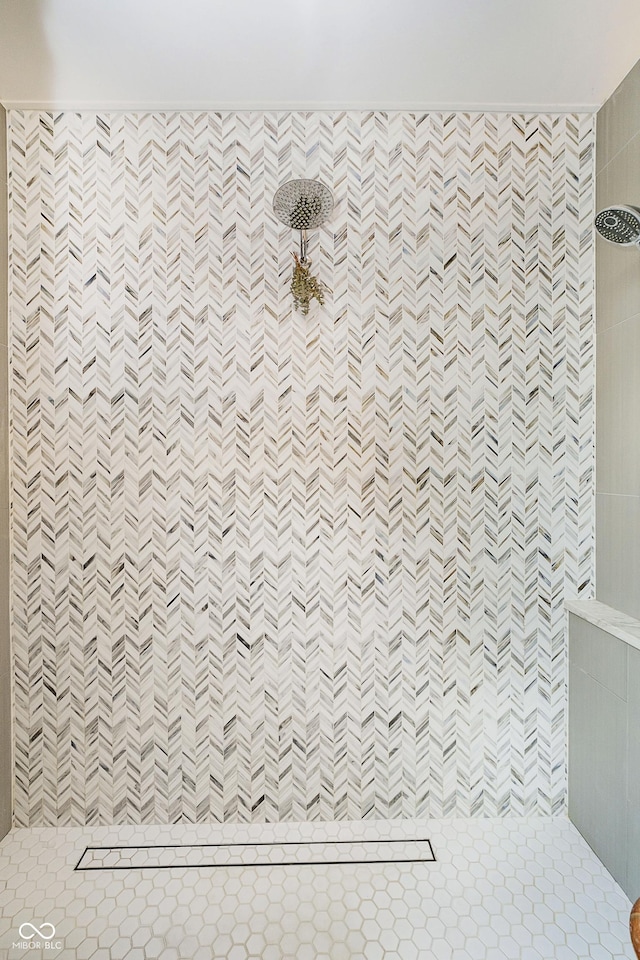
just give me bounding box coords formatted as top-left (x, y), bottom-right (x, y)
top-left (7, 110), bottom-right (594, 826)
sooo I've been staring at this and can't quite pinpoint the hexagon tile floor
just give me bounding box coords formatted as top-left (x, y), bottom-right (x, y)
top-left (0, 816), bottom-right (634, 959)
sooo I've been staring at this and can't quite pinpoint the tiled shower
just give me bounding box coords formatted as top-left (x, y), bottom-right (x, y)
top-left (7, 110), bottom-right (594, 828)
top-left (1, 101), bottom-right (637, 960)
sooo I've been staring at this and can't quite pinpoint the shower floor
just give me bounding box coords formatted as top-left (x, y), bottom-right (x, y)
top-left (0, 816), bottom-right (632, 959)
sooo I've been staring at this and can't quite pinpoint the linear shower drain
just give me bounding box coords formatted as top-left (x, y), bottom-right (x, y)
top-left (75, 837), bottom-right (436, 870)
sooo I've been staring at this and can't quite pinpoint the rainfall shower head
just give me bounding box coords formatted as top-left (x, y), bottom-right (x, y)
top-left (594, 205), bottom-right (640, 246)
top-left (273, 179), bottom-right (334, 313)
top-left (273, 179), bottom-right (334, 231)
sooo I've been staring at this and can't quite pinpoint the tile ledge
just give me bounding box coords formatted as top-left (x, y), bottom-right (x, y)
top-left (566, 597), bottom-right (640, 652)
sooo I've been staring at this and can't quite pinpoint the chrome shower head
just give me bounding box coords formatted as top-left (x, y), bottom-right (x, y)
top-left (273, 179), bottom-right (334, 231)
top-left (594, 205), bottom-right (640, 246)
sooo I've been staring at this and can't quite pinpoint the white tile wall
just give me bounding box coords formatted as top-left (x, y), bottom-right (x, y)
top-left (7, 111), bottom-right (595, 826)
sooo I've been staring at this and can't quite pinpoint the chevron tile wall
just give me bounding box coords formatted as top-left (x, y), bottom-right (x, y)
top-left (7, 111), bottom-right (595, 826)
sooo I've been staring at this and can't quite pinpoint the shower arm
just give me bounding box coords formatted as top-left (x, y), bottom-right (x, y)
top-left (299, 229), bottom-right (308, 264)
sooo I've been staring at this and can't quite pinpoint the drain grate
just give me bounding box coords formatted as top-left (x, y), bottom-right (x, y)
top-left (75, 838), bottom-right (436, 870)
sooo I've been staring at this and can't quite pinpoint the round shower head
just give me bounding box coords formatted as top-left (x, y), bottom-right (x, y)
top-left (594, 205), bottom-right (640, 245)
top-left (273, 179), bottom-right (334, 231)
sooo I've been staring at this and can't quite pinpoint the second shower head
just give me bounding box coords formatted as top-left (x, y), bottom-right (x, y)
top-left (594, 205), bottom-right (640, 246)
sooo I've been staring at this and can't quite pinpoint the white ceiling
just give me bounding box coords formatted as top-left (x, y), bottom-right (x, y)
top-left (1, 0), bottom-right (640, 111)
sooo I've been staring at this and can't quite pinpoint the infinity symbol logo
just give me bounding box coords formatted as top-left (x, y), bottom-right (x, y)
top-left (18, 922), bottom-right (56, 940)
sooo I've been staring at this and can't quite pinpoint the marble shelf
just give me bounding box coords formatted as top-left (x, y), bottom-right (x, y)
top-left (565, 596), bottom-right (640, 654)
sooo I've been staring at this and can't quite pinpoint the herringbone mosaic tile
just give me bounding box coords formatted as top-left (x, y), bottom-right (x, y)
top-left (7, 111), bottom-right (595, 825)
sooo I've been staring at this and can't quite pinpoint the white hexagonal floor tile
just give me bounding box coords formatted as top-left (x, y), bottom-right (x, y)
top-left (0, 817), bottom-right (634, 959)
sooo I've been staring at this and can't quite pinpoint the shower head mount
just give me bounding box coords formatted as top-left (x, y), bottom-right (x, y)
top-left (594, 205), bottom-right (640, 246)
